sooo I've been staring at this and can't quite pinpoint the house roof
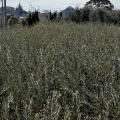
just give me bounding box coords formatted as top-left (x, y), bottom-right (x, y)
top-left (0, 6), bottom-right (15, 11)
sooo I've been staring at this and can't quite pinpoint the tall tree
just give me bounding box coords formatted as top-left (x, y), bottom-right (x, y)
top-left (16, 2), bottom-right (24, 15)
top-left (3, 0), bottom-right (7, 28)
top-left (85, 0), bottom-right (114, 10)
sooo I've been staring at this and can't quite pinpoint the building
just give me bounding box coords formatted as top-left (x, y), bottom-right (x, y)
top-left (0, 6), bottom-right (28, 18)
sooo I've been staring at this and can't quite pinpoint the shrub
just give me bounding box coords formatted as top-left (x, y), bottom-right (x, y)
top-left (89, 9), bottom-right (106, 22)
top-left (25, 11), bottom-right (40, 26)
top-left (64, 7), bottom-right (120, 25)
top-left (104, 10), bottom-right (120, 25)
top-left (65, 11), bottom-right (77, 22)
top-left (49, 11), bottom-right (57, 21)
top-left (19, 19), bottom-right (28, 26)
top-left (80, 7), bottom-right (91, 22)
top-left (8, 16), bottom-right (28, 27)
top-left (25, 13), bottom-right (33, 26)
top-left (8, 16), bottom-right (20, 27)
top-left (65, 7), bottom-right (91, 23)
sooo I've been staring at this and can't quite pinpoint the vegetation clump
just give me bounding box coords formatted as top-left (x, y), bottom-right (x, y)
top-left (25, 11), bottom-right (40, 26)
top-left (8, 16), bottom-right (20, 26)
top-left (0, 22), bottom-right (120, 119)
top-left (8, 16), bottom-right (27, 27)
top-left (63, 7), bottom-right (120, 25)
top-left (85, 0), bottom-right (114, 10)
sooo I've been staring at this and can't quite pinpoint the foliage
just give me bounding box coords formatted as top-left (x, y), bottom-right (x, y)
top-left (65, 7), bottom-right (90, 23)
top-left (65, 11), bottom-right (77, 22)
top-left (25, 13), bottom-right (33, 26)
top-left (16, 2), bottom-right (24, 15)
top-left (85, 0), bottom-right (114, 10)
top-left (64, 7), bottom-right (120, 25)
top-left (20, 19), bottom-right (28, 27)
top-left (25, 11), bottom-right (40, 26)
top-left (0, 22), bottom-right (120, 119)
top-left (8, 16), bottom-right (27, 27)
top-left (49, 11), bottom-right (57, 21)
top-left (89, 8), bottom-right (106, 22)
top-left (8, 16), bottom-right (20, 26)
top-left (59, 11), bottom-right (63, 18)
top-left (89, 9), bottom-right (120, 24)
top-left (80, 7), bottom-right (91, 22)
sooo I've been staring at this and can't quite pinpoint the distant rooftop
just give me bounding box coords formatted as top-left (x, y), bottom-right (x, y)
top-left (0, 6), bottom-right (15, 11)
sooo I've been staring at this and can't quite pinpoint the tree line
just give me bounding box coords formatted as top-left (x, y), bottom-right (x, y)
top-left (45, 0), bottom-right (120, 25)
top-left (64, 8), bottom-right (120, 25)
top-left (7, 0), bottom-right (120, 27)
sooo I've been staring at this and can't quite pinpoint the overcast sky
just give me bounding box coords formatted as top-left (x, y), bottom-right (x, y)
top-left (3, 0), bottom-right (120, 12)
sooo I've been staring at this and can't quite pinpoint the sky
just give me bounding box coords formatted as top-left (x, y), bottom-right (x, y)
top-left (2, 0), bottom-right (120, 12)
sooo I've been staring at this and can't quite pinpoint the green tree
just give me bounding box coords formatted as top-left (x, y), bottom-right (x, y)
top-left (85, 0), bottom-right (114, 10)
top-left (49, 11), bottom-right (57, 21)
top-left (16, 2), bottom-right (24, 15)
top-left (59, 11), bottom-right (62, 18)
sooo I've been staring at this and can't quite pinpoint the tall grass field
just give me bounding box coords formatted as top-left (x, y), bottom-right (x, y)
top-left (0, 22), bottom-right (120, 119)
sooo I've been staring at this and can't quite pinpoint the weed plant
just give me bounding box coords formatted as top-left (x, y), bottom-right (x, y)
top-left (0, 22), bottom-right (120, 119)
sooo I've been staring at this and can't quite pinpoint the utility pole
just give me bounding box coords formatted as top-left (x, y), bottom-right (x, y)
top-left (1, 0), bottom-right (4, 24)
top-left (33, 7), bottom-right (34, 12)
top-left (4, 0), bottom-right (7, 28)
top-left (29, 2), bottom-right (31, 12)
top-left (38, 6), bottom-right (40, 16)
top-left (31, 4), bottom-right (32, 12)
